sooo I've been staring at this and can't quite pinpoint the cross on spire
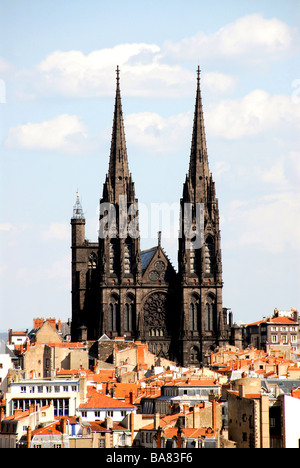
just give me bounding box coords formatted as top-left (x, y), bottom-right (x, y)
top-left (116, 65), bottom-right (120, 86)
top-left (197, 65), bottom-right (201, 83)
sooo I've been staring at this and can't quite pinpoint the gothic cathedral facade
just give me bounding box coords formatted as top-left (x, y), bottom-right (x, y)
top-left (71, 67), bottom-right (240, 366)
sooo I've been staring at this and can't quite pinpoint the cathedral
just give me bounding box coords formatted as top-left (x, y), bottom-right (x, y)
top-left (70, 67), bottom-right (241, 366)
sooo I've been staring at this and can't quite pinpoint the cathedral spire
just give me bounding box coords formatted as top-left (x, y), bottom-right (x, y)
top-left (105, 66), bottom-right (131, 203)
top-left (188, 66), bottom-right (210, 203)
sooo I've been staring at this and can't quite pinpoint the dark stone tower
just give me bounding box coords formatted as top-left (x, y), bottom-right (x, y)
top-left (97, 65), bottom-right (142, 339)
top-left (178, 67), bottom-right (229, 366)
top-left (71, 68), bottom-right (178, 361)
top-left (70, 66), bottom-right (239, 364)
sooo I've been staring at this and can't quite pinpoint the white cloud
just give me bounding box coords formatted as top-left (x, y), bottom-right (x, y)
top-left (202, 72), bottom-right (237, 94)
top-left (15, 253), bottom-right (70, 287)
top-left (41, 222), bottom-right (70, 241)
top-left (34, 43), bottom-right (195, 98)
top-left (163, 14), bottom-right (299, 63)
top-left (15, 42), bottom-right (237, 99)
top-left (0, 222), bottom-right (13, 232)
top-left (0, 57), bottom-right (14, 76)
top-left (5, 114), bottom-right (89, 153)
top-left (256, 158), bottom-right (287, 186)
top-left (205, 89), bottom-right (300, 140)
top-left (124, 110), bottom-right (192, 153)
top-left (227, 192), bottom-right (300, 253)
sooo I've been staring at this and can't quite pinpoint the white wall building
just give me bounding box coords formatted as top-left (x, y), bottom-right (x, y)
top-left (283, 395), bottom-right (300, 448)
top-left (5, 376), bottom-right (82, 417)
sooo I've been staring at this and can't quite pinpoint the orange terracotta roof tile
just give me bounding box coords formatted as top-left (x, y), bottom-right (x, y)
top-left (164, 427), bottom-right (216, 439)
top-left (79, 386), bottom-right (136, 410)
top-left (31, 422), bottom-right (62, 436)
top-left (164, 379), bottom-right (219, 387)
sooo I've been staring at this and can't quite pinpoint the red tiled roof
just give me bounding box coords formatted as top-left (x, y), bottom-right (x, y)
top-left (164, 379), bottom-right (219, 387)
top-left (31, 420), bottom-right (67, 436)
top-left (164, 427), bottom-right (216, 439)
top-left (246, 316), bottom-right (297, 327)
top-left (79, 386), bottom-right (136, 410)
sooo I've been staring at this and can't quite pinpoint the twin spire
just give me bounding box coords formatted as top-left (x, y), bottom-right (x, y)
top-left (102, 65), bottom-right (136, 204)
top-left (185, 66), bottom-right (211, 204)
top-left (78, 66), bottom-right (211, 209)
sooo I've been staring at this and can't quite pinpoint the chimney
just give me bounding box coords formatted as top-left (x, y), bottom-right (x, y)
top-left (104, 416), bottom-right (113, 430)
top-left (34, 318), bottom-right (44, 330)
top-left (27, 426), bottom-right (31, 448)
top-left (212, 399), bottom-right (217, 430)
top-left (14, 408), bottom-right (23, 418)
top-left (239, 384), bottom-right (245, 398)
top-left (130, 412), bottom-right (134, 446)
top-left (60, 418), bottom-right (67, 434)
top-left (154, 411), bottom-right (160, 430)
top-left (193, 405), bottom-right (200, 428)
top-left (47, 318), bottom-right (56, 329)
top-left (156, 427), bottom-right (162, 448)
top-left (79, 376), bottom-right (87, 403)
top-left (29, 404), bottom-right (35, 414)
top-left (177, 426), bottom-right (182, 448)
top-left (0, 405), bottom-right (5, 423)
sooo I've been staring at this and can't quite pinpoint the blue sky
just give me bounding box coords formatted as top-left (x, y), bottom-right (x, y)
top-left (0, 0), bottom-right (300, 332)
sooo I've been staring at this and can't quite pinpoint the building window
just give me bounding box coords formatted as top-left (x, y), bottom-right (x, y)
top-left (88, 252), bottom-right (97, 269)
top-left (189, 295), bottom-right (200, 331)
top-left (109, 295), bottom-right (120, 332)
top-left (271, 335), bottom-right (278, 343)
top-left (190, 243), bottom-right (196, 273)
top-left (124, 242), bottom-right (132, 274)
top-left (204, 237), bottom-right (214, 274)
top-left (190, 346), bottom-right (200, 363)
top-left (205, 295), bottom-right (215, 332)
top-left (281, 335), bottom-right (287, 343)
top-left (124, 295), bottom-right (135, 332)
top-left (109, 243), bottom-right (117, 274)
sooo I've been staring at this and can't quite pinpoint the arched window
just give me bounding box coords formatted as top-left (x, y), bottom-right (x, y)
top-left (109, 295), bottom-right (120, 332)
top-left (190, 242), bottom-right (196, 273)
top-left (204, 237), bottom-right (214, 274)
top-left (124, 295), bottom-right (135, 332)
top-left (190, 346), bottom-right (200, 363)
top-left (124, 241), bottom-right (132, 274)
top-left (205, 295), bottom-right (215, 332)
top-left (88, 252), bottom-right (97, 269)
top-left (109, 243), bottom-right (117, 274)
top-left (189, 295), bottom-right (200, 331)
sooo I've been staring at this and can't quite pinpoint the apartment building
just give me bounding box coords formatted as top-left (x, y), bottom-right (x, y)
top-left (244, 309), bottom-right (299, 352)
top-left (5, 374), bottom-right (85, 417)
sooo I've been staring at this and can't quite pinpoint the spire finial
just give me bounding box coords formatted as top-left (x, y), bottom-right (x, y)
top-left (116, 65), bottom-right (120, 87)
top-left (72, 191), bottom-right (85, 219)
top-left (197, 65), bottom-right (201, 84)
top-left (158, 231), bottom-right (162, 247)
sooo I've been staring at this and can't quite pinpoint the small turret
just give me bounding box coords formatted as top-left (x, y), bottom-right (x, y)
top-left (71, 192), bottom-right (85, 246)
